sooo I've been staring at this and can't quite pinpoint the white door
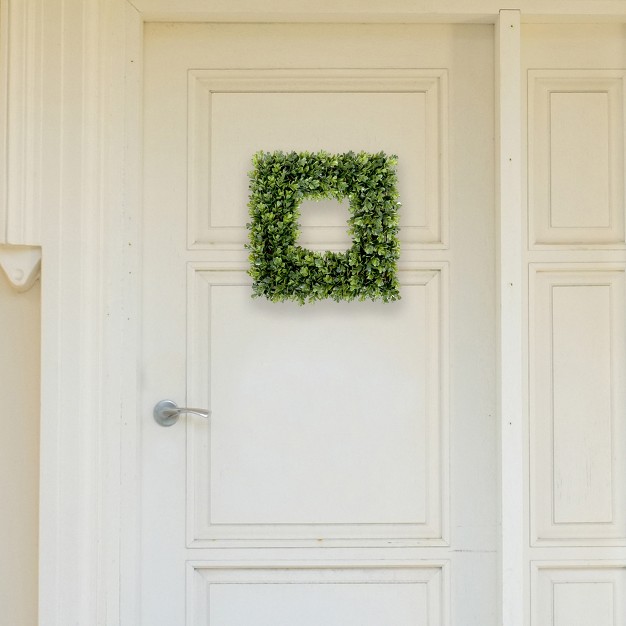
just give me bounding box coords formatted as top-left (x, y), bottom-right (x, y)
top-left (142, 23), bottom-right (496, 625)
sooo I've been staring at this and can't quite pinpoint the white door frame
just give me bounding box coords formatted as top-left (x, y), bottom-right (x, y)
top-left (2, 2), bottom-right (625, 624)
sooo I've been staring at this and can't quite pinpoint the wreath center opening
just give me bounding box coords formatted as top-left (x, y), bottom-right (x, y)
top-left (297, 197), bottom-right (352, 251)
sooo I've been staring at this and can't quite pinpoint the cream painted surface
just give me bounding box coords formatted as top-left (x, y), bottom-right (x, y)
top-left (143, 22), bottom-right (496, 625)
top-left (528, 69), bottom-right (625, 247)
top-left (189, 70), bottom-right (445, 247)
top-left (188, 268), bottom-right (444, 541)
top-left (3, 2), bottom-right (626, 625)
top-left (523, 23), bottom-right (626, 626)
top-left (188, 565), bottom-right (444, 625)
top-left (496, 13), bottom-right (525, 626)
top-left (529, 266), bottom-right (626, 542)
top-left (0, 272), bottom-right (40, 626)
top-left (549, 92), bottom-right (610, 228)
top-left (532, 564), bottom-right (626, 626)
top-left (129, 0), bottom-right (626, 23)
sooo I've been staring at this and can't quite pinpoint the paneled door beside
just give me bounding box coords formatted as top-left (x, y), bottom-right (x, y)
top-left (523, 23), bottom-right (626, 626)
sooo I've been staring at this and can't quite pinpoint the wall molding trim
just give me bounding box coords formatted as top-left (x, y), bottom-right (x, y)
top-left (130, 0), bottom-right (626, 23)
top-left (496, 11), bottom-right (524, 626)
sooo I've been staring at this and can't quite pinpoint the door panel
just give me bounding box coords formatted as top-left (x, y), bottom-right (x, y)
top-left (528, 69), bottom-right (625, 247)
top-left (188, 69), bottom-right (446, 248)
top-left (530, 266), bottom-right (626, 544)
top-left (188, 267), bottom-right (445, 543)
top-left (143, 23), bottom-right (495, 625)
top-left (188, 565), bottom-right (445, 626)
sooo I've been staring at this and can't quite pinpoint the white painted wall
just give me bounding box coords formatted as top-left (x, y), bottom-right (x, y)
top-left (0, 271), bottom-right (40, 625)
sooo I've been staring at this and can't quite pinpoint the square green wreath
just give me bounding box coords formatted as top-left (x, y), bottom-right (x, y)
top-left (246, 150), bottom-right (401, 304)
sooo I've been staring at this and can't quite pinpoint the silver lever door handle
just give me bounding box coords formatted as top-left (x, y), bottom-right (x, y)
top-left (153, 399), bottom-right (211, 427)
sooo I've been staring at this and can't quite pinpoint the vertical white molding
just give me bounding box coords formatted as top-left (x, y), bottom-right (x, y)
top-left (0, 0), bottom-right (43, 290)
top-left (0, 0), bottom-right (43, 245)
top-left (496, 10), bottom-right (525, 626)
top-left (39, 0), bottom-right (99, 622)
top-left (37, 1), bottom-right (141, 624)
top-left (112, 4), bottom-right (143, 624)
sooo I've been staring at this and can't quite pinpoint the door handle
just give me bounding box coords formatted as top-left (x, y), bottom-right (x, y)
top-left (153, 399), bottom-right (211, 427)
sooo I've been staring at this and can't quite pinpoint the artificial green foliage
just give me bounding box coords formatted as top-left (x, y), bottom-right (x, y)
top-left (246, 150), bottom-right (401, 304)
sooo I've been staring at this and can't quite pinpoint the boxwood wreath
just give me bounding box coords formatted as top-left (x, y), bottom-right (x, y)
top-left (246, 150), bottom-right (401, 304)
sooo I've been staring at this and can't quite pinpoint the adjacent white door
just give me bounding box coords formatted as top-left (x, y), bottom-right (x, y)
top-left (142, 23), bottom-right (497, 625)
top-left (522, 24), bottom-right (626, 626)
